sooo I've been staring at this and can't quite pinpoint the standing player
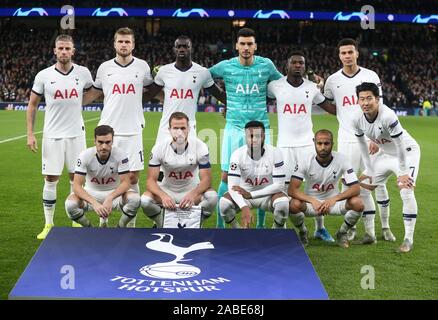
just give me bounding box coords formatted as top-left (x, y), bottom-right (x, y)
top-left (210, 27), bottom-right (283, 229)
top-left (143, 35), bottom-right (226, 144)
top-left (65, 125), bottom-right (140, 227)
top-left (26, 34), bottom-right (93, 239)
top-left (141, 112), bottom-right (217, 227)
top-left (83, 27), bottom-right (153, 227)
top-left (288, 130), bottom-right (364, 248)
top-left (353, 83), bottom-right (420, 252)
top-left (268, 51), bottom-right (337, 241)
top-left (219, 121), bottom-right (289, 229)
top-left (323, 38), bottom-right (394, 242)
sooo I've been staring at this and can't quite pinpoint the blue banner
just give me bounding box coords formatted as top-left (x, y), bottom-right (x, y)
top-left (10, 227), bottom-right (328, 299)
top-left (0, 7), bottom-right (436, 24)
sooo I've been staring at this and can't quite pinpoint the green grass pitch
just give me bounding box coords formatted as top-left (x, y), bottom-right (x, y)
top-left (0, 110), bottom-right (437, 299)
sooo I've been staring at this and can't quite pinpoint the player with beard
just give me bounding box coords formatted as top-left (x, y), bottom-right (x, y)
top-left (141, 112), bottom-right (217, 227)
top-left (26, 34), bottom-right (93, 239)
top-left (83, 27), bottom-right (153, 227)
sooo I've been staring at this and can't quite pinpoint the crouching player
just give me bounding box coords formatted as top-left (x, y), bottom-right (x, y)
top-left (65, 125), bottom-right (140, 227)
top-left (353, 82), bottom-right (421, 253)
top-left (219, 121), bottom-right (289, 228)
top-left (141, 112), bottom-right (217, 227)
top-left (288, 129), bottom-right (364, 248)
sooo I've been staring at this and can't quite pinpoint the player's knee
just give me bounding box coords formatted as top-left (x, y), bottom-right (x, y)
top-left (45, 175), bottom-right (60, 183)
top-left (65, 199), bottom-right (82, 220)
top-left (202, 190), bottom-right (218, 214)
top-left (125, 192), bottom-right (141, 213)
top-left (140, 194), bottom-right (158, 216)
top-left (273, 197), bottom-right (289, 215)
top-left (289, 199), bottom-right (302, 214)
top-left (349, 196), bottom-right (364, 212)
top-left (400, 188), bottom-right (415, 199)
top-left (219, 197), bottom-right (235, 220)
top-left (273, 197), bottom-right (289, 224)
top-left (375, 184), bottom-right (389, 201)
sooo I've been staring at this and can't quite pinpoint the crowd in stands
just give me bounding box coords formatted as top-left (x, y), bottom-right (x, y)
top-left (0, 20), bottom-right (436, 112)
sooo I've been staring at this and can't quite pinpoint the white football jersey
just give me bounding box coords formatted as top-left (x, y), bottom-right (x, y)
top-left (32, 64), bottom-right (93, 138)
top-left (75, 146), bottom-right (130, 192)
top-left (228, 144), bottom-right (285, 192)
top-left (154, 62), bottom-right (215, 143)
top-left (292, 151), bottom-right (358, 200)
top-left (268, 77), bottom-right (325, 147)
top-left (352, 104), bottom-right (418, 157)
top-left (149, 137), bottom-right (211, 191)
top-left (324, 67), bottom-right (382, 142)
top-left (94, 57), bottom-right (153, 135)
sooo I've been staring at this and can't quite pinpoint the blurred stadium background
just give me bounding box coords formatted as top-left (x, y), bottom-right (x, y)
top-left (0, 0), bottom-right (437, 300)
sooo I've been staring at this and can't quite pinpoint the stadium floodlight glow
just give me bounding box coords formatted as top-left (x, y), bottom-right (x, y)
top-left (91, 8), bottom-right (128, 17)
top-left (172, 8), bottom-right (209, 18)
top-left (13, 8), bottom-right (48, 16)
top-left (228, 10), bottom-right (235, 17)
top-left (388, 14), bottom-right (394, 21)
top-left (412, 14), bottom-right (438, 24)
top-left (253, 10), bottom-right (290, 19)
top-left (333, 11), bottom-right (366, 21)
top-left (147, 9), bottom-right (154, 16)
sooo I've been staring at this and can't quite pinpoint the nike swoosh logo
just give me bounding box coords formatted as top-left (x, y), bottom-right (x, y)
top-left (107, 74), bottom-right (113, 76)
top-left (50, 81), bottom-right (56, 84)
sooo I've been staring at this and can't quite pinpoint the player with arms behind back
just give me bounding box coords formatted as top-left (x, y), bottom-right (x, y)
top-left (143, 35), bottom-right (226, 144)
top-left (83, 27), bottom-right (154, 227)
top-left (26, 34), bottom-right (93, 239)
top-left (323, 38), bottom-right (394, 243)
top-left (268, 51), bottom-right (337, 241)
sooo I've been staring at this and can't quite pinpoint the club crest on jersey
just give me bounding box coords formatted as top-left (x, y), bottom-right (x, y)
top-left (112, 83), bottom-right (136, 94)
top-left (169, 171), bottom-right (193, 180)
top-left (170, 89), bottom-right (194, 99)
top-left (235, 84), bottom-right (259, 95)
top-left (245, 177), bottom-right (269, 186)
top-left (54, 88), bottom-right (79, 99)
top-left (91, 177), bottom-right (116, 184)
top-left (283, 103), bottom-right (307, 114)
top-left (312, 183), bottom-right (335, 192)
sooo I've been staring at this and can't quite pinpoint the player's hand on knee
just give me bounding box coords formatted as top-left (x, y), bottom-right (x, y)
top-left (94, 203), bottom-right (109, 218)
top-left (102, 197), bottom-right (113, 215)
top-left (27, 134), bottom-right (38, 152)
top-left (179, 192), bottom-right (196, 209)
top-left (241, 206), bottom-right (253, 229)
top-left (161, 194), bottom-right (177, 210)
top-left (311, 199), bottom-right (322, 213)
top-left (397, 174), bottom-right (415, 189)
top-left (368, 141), bottom-right (379, 155)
